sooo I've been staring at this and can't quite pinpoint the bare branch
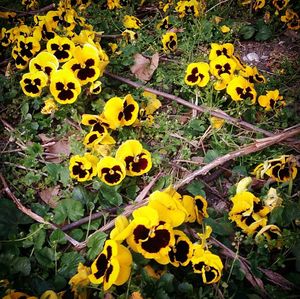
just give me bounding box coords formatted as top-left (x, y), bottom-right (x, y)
top-left (0, 4), bottom-right (55, 16)
top-left (0, 174), bottom-right (81, 249)
top-left (77, 126), bottom-right (300, 250)
top-left (174, 126), bottom-right (300, 189)
top-left (104, 71), bottom-right (283, 138)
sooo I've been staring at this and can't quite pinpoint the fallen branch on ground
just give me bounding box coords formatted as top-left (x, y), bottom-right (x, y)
top-left (0, 174), bottom-right (81, 249)
top-left (104, 71), bottom-right (275, 137)
top-left (77, 125), bottom-right (300, 250)
top-left (0, 4), bottom-right (55, 16)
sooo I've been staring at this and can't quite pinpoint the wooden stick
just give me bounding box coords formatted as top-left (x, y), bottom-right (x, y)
top-left (0, 4), bottom-right (55, 16)
top-left (0, 174), bottom-right (81, 249)
top-left (104, 71), bottom-right (277, 137)
top-left (174, 126), bottom-right (300, 189)
top-left (77, 125), bottom-right (300, 250)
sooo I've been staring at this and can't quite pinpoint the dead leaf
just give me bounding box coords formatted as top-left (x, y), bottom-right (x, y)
top-left (178, 115), bottom-right (190, 124)
top-left (39, 185), bottom-right (60, 208)
top-left (169, 27), bottom-right (184, 33)
top-left (45, 138), bottom-right (70, 163)
top-left (130, 53), bottom-right (159, 82)
top-left (38, 133), bottom-right (54, 144)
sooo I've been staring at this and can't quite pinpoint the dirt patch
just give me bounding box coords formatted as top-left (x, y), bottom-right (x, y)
top-left (235, 32), bottom-right (300, 73)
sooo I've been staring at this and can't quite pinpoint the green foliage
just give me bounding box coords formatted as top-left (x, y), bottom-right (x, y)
top-left (186, 180), bottom-right (206, 197)
top-left (0, 198), bottom-right (32, 238)
top-left (53, 198), bottom-right (84, 224)
top-left (87, 232), bottom-right (107, 260)
top-left (1, 0), bottom-right (299, 298)
top-left (239, 19), bottom-right (273, 41)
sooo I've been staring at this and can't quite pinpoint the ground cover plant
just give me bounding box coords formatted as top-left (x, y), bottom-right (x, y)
top-left (0, 0), bottom-right (300, 298)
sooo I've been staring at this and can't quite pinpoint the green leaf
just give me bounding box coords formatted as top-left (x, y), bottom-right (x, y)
top-left (46, 164), bottom-right (71, 186)
top-left (81, 218), bottom-right (102, 231)
top-left (46, 164), bottom-right (61, 182)
top-left (204, 217), bottom-right (234, 237)
top-left (12, 256), bottom-right (31, 276)
top-left (255, 25), bottom-right (272, 41)
top-left (23, 224), bottom-right (46, 250)
top-left (69, 229), bottom-right (84, 241)
top-left (35, 247), bottom-right (55, 269)
top-left (282, 202), bottom-right (300, 226)
top-left (187, 119), bottom-right (206, 136)
top-left (31, 203), bottom-right (50, 217)
top-left (186, 181), bottom-right (205, 196)
top-left (269, 206), bottom-right (284, 226)
top-left (232, 165), bottom-right (248, 176)
top-left (21, 102), bottom-right (29, 118)
top-left (239, 25), bottom-right (256, 40)
top-left (26, 142), bottom-right (43, 156)
top-left (72, 185), bottom-right (92, 205)
top-left (87, 231), bottom-right (107, 260)
top-left (158, 273), bottom-right (174, 293)
top-left (23, 172), bottom-right (41, 185)
top-left (204, 150), bottom-right (219, 163)
top-left (50, 229), bottom-right (67, 245)
top-left (0, 198), bottom-right (32, 238)
top-left (59, 166), bottom-right (71, 187)
top-left (153, 175), bottom-right (172, 192)
top-left (155, 289), bottom-right (170, 299)
top-left (291, 241), bottom-right (300, 272)
top-left (99, 184), bottom-right (123, 206)
top-left (53, 198), bottom-right (84, 224)
top-left (178, 282), bottom-right (193, 294)
top-left (58, 252), bottom-right (85, 278)
top-left (231, 260), bottom-right (245, 280)
top-left (53, 274), bottom-right (67, 290)
top-left (123, 178), bottom-right (140, 200)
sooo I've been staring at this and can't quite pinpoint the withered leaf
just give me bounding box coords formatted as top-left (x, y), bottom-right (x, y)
top-left (130, 52), bottom-right (159, 82)
top-left (39, 185), bottom-right (60, 208)
top-left (45, 139), bottom-right (70, 163)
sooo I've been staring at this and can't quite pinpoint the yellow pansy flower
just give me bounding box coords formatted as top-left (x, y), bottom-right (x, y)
top-left (162, 32), bottom-right (177, 53)
top-left (41, 98), bottom-right (58, 114)
top-left (191, 250), bottom-right (223, 284)
top-left (226, 76), bottom-right (257, 103)
top-left (89, 240), bottom-right (132, 291)
top-left (97, 156), bottom-right (126, 186)
top-left (47, 35), bottom-right (75, 63)
top-left (20, 71), bottom-right (48, 97)
top-left (50, 69), bottom-right (81, 104)
top-left (258, 89), bottom-right (285, 111)
top-left (103, 94), bottom-right (139, 129)
top-left (29, 51), bottom-right (59, 77)
top-left (115, 140), bottom-right (152, 176)
top-left (63, 43), bottom-right (100, 85)
top-left (123, 15), bottom-right (142, 29)
top-left (184, 62), bottom-right (210, 87)
top-left (69, 153), bottom-right (99, 182)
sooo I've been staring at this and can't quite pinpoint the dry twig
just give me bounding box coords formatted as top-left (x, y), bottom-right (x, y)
top-left (0, 174), bottom-right (81, 249)
top-left (174, 126), bottom-right (300, 189)
top-left (210, 237), bottom-right (295, 292)
top-left (0, 4), bottom-right (55, 16)
top-left (77, 125), bottom-right (300, 250)
top-left (104, 71), bottom-right (276, 138)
